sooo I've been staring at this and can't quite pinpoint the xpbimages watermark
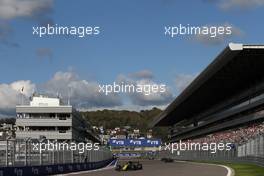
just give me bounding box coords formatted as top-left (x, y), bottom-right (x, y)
top-left (162, 141), bottom-right (233, 154)
top-left (32, 141), bottom-right (100, 154)
top-left (98, 82), bottom-right (166, 95)
top-left (164, 24), bottom-right (232, 38)
top-left (32, 24), bottom-right (100, 38)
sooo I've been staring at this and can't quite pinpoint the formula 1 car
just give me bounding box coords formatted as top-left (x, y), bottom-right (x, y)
top-left (161, 157), bottom-right (174, 163)
top-left (115, 161), bottom-right (143, 171)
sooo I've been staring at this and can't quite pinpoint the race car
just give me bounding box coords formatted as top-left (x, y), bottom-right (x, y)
top-left (161, 157), bottom-right (174, 163)
top-left (115, 161), bottom-right (143, 171)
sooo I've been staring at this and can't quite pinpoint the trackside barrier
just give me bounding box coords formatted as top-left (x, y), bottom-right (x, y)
top-left (0, 158), bottom-right (115, 176)
top-left (157, 135), bottom-right (264, 167)
top-left (238, 135), bottom-right (264, 158)
top-left (0, 140), bottom-right (113, 167)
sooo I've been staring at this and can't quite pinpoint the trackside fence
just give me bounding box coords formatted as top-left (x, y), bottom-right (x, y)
top-left (157, 135), bottom-right (264, 167)
top-left (0, 139), bottom-right (114, 175)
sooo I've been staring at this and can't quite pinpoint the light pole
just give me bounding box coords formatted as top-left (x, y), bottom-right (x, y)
top-left (52, 140), bottom-right (55, 164)
top-left (39, 135), bottom-right (46, 165)
top-left (12, 139), bottom-right (16, 166)
top-left (62, 140), bottom-right (67, 164)
top-left (5, 139), bottom-right (8, 166)
top-left (71, 142), bottom-right (74, 163)
top-left (28, 139), bottom-right (32, 165)
top-left (6, 135), bottom-right (15, 166)
top-left (24, 137), bottom-right (31, 166)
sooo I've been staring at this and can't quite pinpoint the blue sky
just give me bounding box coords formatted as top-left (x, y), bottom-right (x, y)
top-left (0, 0), bottom-right (264, 115)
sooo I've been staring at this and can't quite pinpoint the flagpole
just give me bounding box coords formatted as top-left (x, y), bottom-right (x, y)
top-left (21, 87), bottom-right (24, 105)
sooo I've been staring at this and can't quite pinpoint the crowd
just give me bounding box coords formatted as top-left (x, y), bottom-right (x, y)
top-left (189, 121), bottom-right (264, 145)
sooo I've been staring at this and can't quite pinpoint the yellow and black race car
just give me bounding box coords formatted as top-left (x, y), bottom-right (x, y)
top-left (115, 161), bottom-right (143, 171)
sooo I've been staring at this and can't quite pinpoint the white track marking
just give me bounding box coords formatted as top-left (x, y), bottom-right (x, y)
top-left (175, 161), bottom-right (235, 176)
top-left (60, 160), bottom-right (117, 176)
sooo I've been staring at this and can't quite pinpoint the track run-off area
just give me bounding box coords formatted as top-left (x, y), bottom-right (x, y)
top-left (64, 159), bottom-right (232, 176)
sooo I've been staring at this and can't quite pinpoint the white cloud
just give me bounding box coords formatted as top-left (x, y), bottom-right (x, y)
top-left (0, 70), bottom-right (174, 116)
top-left (0, 0), bottom-right (53, 20)
top-left (117, 72), bottom-right (174, 106)
top-left (130, 79), bottom-right (173, 106)
top-left (47, 70), bottom-right (173, 108)
top-left (10, 80), bottom-right (35, 97)
top-left (0, 0), bottom-right (53, 47)
top-left (0, 80), bottom-right (35, 114)
top-left (40, 71), bottom-right (122, 108)
top-left (219, 0), bottom-right (264, 10)
top-left (206, 0), bottom-right (264, 10)
top-left (194, 23), bottom-right (243, 45)
top-left (175, 74), bottom-right (197, 92)
top-left (0, 72), bottom-right (122, 116)
top-left (129, 70), bottom-right (154, 79)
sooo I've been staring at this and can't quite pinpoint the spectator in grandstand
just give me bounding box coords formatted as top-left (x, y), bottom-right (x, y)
top-left (187, 121), bottom-right (264, 145)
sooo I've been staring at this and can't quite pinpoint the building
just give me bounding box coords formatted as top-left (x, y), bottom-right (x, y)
top-left (151, 43), bottom-right (264, 142)
top-left (16, 94), bottom-right (100, 142)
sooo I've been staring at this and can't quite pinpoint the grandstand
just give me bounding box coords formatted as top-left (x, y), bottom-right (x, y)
top-left (151, 43), bottom-right (264, 164)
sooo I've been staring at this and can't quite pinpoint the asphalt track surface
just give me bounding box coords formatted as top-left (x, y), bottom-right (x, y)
top-left (66, 159), bottom-right (229, 176)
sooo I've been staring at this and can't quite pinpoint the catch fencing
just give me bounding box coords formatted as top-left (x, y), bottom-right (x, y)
top-left (0, 139), bottom-right (113, 167)
top-left (238, 135), bottom-right (264, 158)
top-left (158, 135), bottom-right (264, 166)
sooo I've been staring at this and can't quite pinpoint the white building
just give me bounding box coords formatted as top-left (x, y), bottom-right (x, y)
top-left (15, 94), bottom-right (100, 142)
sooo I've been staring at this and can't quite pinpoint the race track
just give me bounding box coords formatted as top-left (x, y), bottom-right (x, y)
top-left (65, 159), bottom-right (229, 176)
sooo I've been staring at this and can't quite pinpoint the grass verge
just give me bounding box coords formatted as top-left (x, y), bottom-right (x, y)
top-left (194, 161), bottom-right (264, 176)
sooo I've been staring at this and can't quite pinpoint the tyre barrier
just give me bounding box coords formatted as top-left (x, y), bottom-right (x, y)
top-left (0, 158), bottom-right (114, 176)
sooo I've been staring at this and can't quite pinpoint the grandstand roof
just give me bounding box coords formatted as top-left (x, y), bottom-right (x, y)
top-left (152, 43), bottom-right (264, 127)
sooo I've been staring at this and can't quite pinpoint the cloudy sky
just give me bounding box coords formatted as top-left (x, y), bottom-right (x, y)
top-left (0, 0), bottom-right (264, 117)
